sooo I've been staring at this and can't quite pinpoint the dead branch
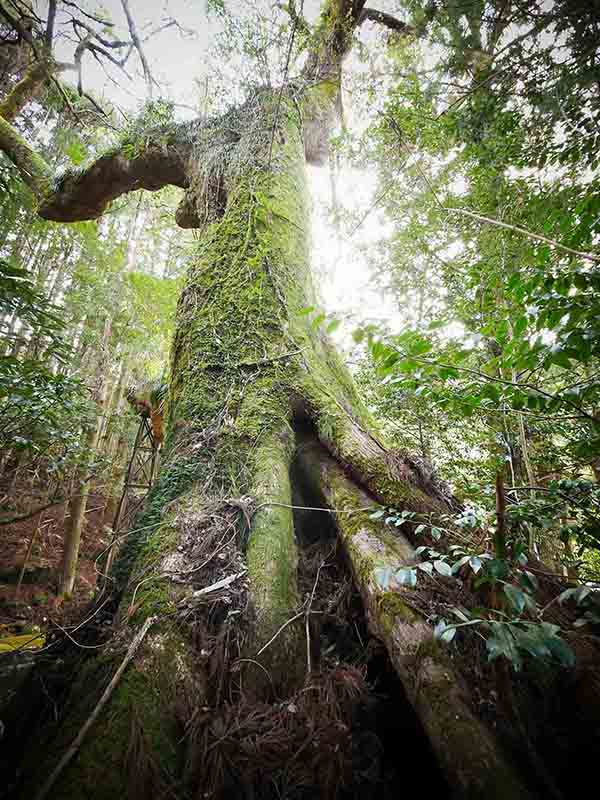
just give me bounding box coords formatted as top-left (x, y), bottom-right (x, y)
top-left (61, 1), bottom-right (115, 28)
top-left (120, 0), bottom-right (155, 97)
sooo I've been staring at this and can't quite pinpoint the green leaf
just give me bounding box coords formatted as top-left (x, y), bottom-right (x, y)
top-left (311, 312), bottom-right (326, 330)
top-left (513, 629), bottom-right (551, 660)
top-left (551, 350), bottom-right (572, 369)
top-left (451, 555), bottom-right (470, 574)
top-left (434, 619), bottom-right (456, 642)
top-left (486, 625), bottom-right (522, 670)
top-left (541, 622), bottom-right (561, 637)
top-left (434, 560), bottom-right (452, 577)
top-left (486, 559), bottom-right (510, 581)
top-left (545, 636), bottom-right (576, 667)
top-left (513, 315), bottom-right (527, 337)
top-left (558, 588), bottom-right (577, 604)
top-left (450, 607), bottom-right (471, 622)
top-left (469, 556), bottom-right (483, 574)
top-left (439, 366), bottom-right (459, 379)
top-left (503, 584), bottom-right (526, 615)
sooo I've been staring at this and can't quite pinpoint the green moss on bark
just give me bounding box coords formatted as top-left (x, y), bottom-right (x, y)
top-left (25, 621), bottom-right (192, 799)
top-left (246, 425), bottom-right (302, 684)
top-left (0, 114), bottom-right (52, 198)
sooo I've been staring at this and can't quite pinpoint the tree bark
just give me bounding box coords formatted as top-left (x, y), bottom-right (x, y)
top-left (19, 85), bottom-right (530, 798)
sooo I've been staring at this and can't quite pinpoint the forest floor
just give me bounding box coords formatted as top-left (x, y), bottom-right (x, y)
top-left (0, 491), bottom-right (109, 637)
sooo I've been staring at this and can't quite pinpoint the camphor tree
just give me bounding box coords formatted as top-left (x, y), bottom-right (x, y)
top-left (0, 1), bottom-right (587, 798)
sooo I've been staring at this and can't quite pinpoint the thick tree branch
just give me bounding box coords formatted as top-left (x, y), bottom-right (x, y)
top-left (302, 0), bottom-right (364, 83)
top-left (0, 0), bottom-right (162, 127)
top-left (38, 134), bottom-right (191, 222)
top-left (358, 7), bottom-right (416, 35)
top-left (0, 0), bottom-right (407, 222)
top-left (0, 4), bottom-right (34, 47)
top-left (1, 79), bottom-right (191, 219)
top-left (0, 58), bottom-right (49, 121)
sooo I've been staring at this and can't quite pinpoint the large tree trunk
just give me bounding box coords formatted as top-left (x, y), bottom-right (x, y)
top-left (0, 3), bottom-right (547, 796)
top-left (12, 86), bottom-right (535, 800)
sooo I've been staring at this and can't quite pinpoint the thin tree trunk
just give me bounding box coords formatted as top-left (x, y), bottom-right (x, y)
top-left (59, 318), bottom-right (112, 596)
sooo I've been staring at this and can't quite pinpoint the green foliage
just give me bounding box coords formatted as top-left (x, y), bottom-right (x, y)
top-left (343, 1), bottom-right (600, 577)
top-left (0, 258), bottom-right (90, 469)
top-left (0, 103), bottom-right (188, 495)
top-left (372, 503), bottom-right (576, 672)
top-left (0, 258), bottom-right (68, 358)
top-left (119, 99), bottom-right (177, 159)
top-left (508, 480), bottom-right (600, 565)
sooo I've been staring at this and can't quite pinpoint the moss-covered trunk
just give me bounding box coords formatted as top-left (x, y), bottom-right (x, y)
top-left (15, 89), bottom-right (531, 800)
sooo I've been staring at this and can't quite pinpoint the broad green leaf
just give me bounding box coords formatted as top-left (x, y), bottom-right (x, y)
top-left (434, 560), bottom-right (452, 577)
top-left (394, 568), bottom-right (418, 587)
top-left (503, 584), bottom-right (526, 615)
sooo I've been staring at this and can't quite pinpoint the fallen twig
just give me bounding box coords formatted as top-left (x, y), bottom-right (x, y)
top-left (191, 570), bottom-right (247, 598)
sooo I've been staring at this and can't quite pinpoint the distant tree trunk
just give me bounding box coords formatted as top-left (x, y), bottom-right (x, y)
top-left (46, 243), bottom-right (71, 303)
top-left (59, 317), bottom-right (112, 596)
top-left (102, 431), bottom-right (128, 527)
top-left (59, 422), bottom-right (101, 596)
top-left (101, 361), bottom-right (131, 524)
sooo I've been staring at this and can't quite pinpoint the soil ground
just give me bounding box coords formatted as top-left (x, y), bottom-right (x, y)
top-left (0, 490), bottom-right (110, 636)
